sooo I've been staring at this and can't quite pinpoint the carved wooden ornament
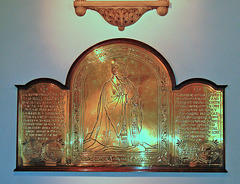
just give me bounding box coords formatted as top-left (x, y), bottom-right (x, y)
top-left (74, 0), bottom-right (170, 31)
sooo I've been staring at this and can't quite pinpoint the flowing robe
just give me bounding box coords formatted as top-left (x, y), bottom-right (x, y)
top-left (84, 76), bottom-right (143, 152)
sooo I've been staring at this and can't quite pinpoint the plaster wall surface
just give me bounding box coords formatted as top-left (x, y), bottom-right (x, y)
top-left (0, 0), bottom-right (239, 183)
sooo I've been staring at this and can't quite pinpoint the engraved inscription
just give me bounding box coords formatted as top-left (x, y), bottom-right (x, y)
top-left (18, 83), bottom-right (69, 165)
top-left (175, 93), bottom-right (219, 141)
top-left (174, 91), bottom-right (222, 142)
top-left (21, 91), bottom-right (66, 141)
top-left (173, 84), bottom-right (223, 165)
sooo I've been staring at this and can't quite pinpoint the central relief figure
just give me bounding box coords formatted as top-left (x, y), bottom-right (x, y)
top-left (83, 61), bottom-right (144, 152)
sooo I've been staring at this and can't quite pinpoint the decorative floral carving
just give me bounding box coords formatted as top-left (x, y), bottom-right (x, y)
top-left (91, 7), bottom-right (152, 31)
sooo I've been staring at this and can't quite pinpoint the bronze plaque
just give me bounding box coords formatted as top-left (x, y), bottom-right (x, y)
top-left (16, 80), bottom-right (69, 167)
top-left (15, 39), bottom-right (226, 172)
top-left (173, 83), bottom-right (224, 167)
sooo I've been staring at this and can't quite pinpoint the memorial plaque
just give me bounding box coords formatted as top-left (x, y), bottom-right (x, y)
top-left (16, 79), bottom-right (69, 167)
top-left (15, 39), bottom-right (227, 172)
top-left (172, 82), bottom-right (225, 168)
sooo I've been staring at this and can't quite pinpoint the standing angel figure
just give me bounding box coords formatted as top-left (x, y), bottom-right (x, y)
top-left (84, 61), bottom-right (143, 152)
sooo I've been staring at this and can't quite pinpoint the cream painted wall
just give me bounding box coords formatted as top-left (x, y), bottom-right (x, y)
top-left (0, 0), bottom-right (240, 183)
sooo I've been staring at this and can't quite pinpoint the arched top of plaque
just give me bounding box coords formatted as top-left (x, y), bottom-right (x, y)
top-left (66, 38), bottom-right (176, 89)
top-left (174, 78), bottom-right (228, 91)
top-left (16, 78), bottom-right (69, 90)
